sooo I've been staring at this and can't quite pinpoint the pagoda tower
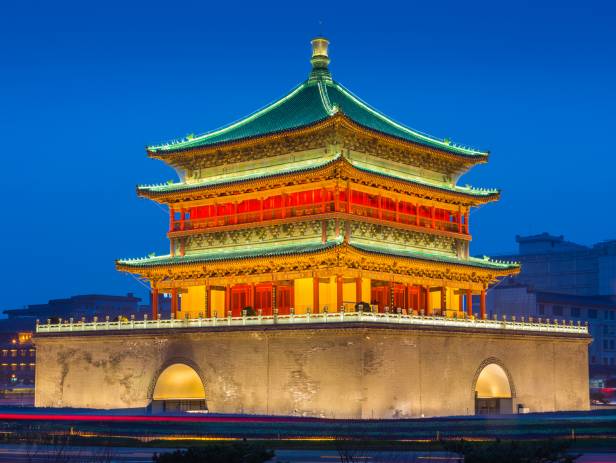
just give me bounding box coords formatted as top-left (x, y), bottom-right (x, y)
top-left (117, 38), bottom-right (518, 321)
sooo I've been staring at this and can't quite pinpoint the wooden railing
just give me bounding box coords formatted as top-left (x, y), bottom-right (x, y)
top-left (171, 201), bottom-right (466, 234)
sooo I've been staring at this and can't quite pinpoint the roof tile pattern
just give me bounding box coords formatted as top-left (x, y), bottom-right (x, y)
top-left (148, 80), bottom-right (486, 157)
top-left (117, 239), bottom-right (518, 271)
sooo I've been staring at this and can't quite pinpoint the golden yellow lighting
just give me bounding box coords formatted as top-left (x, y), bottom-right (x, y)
top-left (153, 363), bottom-right (206, 400)
top-left (475, 363), bottom-right (512, 399)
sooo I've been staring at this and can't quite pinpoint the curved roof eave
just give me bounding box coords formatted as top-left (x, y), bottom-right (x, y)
top-left (136, 154), bottom-right (500, 202)
top-left (145, 79), bottom-right (488, 160)
top-left (116, 240), bottom-right (519, 273)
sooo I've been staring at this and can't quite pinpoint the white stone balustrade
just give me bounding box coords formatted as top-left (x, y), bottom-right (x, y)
top-left (35, 311), bottom-right (588, 335)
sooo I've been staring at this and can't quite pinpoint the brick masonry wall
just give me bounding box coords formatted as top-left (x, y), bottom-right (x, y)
top-left (33, 325), bottom-right (590, 418)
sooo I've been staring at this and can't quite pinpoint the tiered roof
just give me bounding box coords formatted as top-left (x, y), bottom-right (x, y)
top-left (137, 153), bottom-right (499, 202)
top-left (117, 237), bottom-right (518, 272)
top-left (117, 38), bottom-right (517, 279)
top-left (147, 40), bottom-right (486, 159)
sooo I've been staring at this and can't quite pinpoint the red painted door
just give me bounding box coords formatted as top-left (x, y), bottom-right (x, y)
top-left (393, 285), bottom-right (405, 310)
top-left (254, 285), bottom-right (272, 315)
top-left (231, 285), bottom-right (250, 317)
top-left (371, 286), bottom-right (389, 312)
top-left (277, 286), bottom-right (293, 315)
top-left (409, 286), bottom-right (421, 312)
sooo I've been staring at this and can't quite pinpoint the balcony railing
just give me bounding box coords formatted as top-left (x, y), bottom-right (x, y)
top-left (171, 201), bottom-right (465, 235)
top-left (36, 310), bottom-right (588, 336)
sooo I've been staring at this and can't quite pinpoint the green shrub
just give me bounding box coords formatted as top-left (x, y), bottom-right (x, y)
top-left (444, 439), bottom-right (578, 463)
top-left (152, 443), bottom-right (274, 463)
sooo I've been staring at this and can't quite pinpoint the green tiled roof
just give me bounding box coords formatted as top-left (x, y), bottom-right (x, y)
top-left (137, 152), bottom-right (498, 198)
top-left (148, 78), bottom-right (487, 157)
top-left (351, 241), bottom-right (519, 271)
top-left (138, 153), bottom-right (341, 195)
top-left (117, 239), bottom-right (343, 268)
top-left (117, 237), bottom-right (517, 271)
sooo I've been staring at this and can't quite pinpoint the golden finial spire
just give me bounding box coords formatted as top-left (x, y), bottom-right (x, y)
top-left (310, 37), bottom-right (330, 69)
top-left (309, 37), bottom-right (331, 82)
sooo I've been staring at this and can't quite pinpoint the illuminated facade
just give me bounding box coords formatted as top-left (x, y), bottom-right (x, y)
top-left (116, 38), bottom-right (519, 319)
top-left (34, 39), bottom-right (591, 417)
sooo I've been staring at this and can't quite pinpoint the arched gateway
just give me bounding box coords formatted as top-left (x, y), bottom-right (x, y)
top-left (150, 363), bottom-right (207, 413)
top-left (473, 360), bottom-right (514, 415)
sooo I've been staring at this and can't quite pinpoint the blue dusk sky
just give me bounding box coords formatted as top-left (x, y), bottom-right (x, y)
top-left (1, 1), bottom-right (614, 309)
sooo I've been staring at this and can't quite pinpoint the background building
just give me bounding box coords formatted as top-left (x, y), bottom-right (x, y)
top-left (4, 292), bottom-right (173, 324)
top-left (488, 233), bottom-right (616, 377)
top-left (494, 233), bottom-right (616, 296)
top-left (487, 284), bottom-right (615, 373)
top-left (0, 324), bottom-right (35, 402)
top-left (0, 292), bottom-right (169, 403)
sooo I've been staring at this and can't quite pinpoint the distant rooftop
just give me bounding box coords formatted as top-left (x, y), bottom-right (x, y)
top-left (515, 233), bottom-right (588, 254)
top-left (3, 293), bottom-right (143, 319)
top-left (492, 282), bottom-right (616, 308)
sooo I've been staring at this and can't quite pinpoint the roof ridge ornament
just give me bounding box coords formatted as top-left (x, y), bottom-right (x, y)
top-left (309, 37), bottom-right (332, 83)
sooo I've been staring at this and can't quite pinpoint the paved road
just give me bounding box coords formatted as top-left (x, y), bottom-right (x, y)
top-left (0, 444), bottom-right (162, 462)
top-left (0, 445), bottom-right (614, 463)
top-left (0, 445), bottom-right (463, 462)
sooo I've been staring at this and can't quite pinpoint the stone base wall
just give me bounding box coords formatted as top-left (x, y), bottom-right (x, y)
top-left (34, 325), bottom-right (590, 418)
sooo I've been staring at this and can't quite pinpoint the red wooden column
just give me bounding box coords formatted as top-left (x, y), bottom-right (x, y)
top-left (465, 212), bottom-right (470, 234)
top-left (466, 289), bottom-right (473, 317)
top-left (180, 208), bottom-right (185, 231)
top-left (424, 286), bottom-right (431, 315)
top-left (346, 182), bottom-right (351, 213)
top-left (313, 276), bottom-right (320, 313)
top-left (440, 287), bottom-right (446, 314)
top-left (321, 188), bottom-right (327, 213)
top-left (272, 283), bottom-right (278, 313)
top-left (395, 198), bottom-right (400, 222)
top-left (457, 211), bottom-right (462, 234)
top-left (225, 285), bottom-right (231, 315)
top-left (168, 207), bottom-right (175, 232)
top-left (260, 197), bottom-right (264, 221)
top-left (406, 284), bottom-right (412, 311)
top-left (480, 289), bottom-right (487, 319)
top-left (355, 277), bottom-right (362, 305)
top-left (389, 281), bottom-right (394, 308)
top-left (151, 286), bottom-right (159, 319)
top-left (334, 185), bottom-right (340, 212)
top-left (415, 204), bottom-right (420, 226)
top-left (430, 206), bottom-right (435, 228)
top-left (249, 283), bottom-right (255, 309)
top-left (171, 288), bottom-right (178, 319)
top-left (336, 276), bottom-right (343, 310)
top-left (281, 194), bottom-right (287, 219)
top-left (206, 285), bottom-right (211, 318)
top-left (378, 195), bottom-right (383, 220)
